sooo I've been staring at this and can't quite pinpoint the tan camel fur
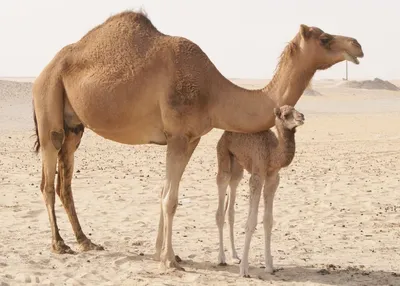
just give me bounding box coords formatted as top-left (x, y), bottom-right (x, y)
top-left (31, 10), bottom-right (364, 270)
top-left (216, 105), bottom-right (304, 277)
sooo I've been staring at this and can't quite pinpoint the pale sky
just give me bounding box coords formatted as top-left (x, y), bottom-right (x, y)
top-left (0, 0), bottom-right (398, 80)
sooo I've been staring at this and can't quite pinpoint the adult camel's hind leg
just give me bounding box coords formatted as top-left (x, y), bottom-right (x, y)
top-left (159, 135), bottom-right (200, 270)
top-left (41, 143), bottom-right (76, 254)
top-left (56, 126), bottom-right (104, 252)
top-left (36, 117), bottom-right (73, 253)
top-left (33, 76), bottom-right (74, 254)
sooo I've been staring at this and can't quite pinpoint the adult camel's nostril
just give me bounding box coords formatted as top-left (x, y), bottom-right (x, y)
top-left (351, 39), bottom-right (362, 48)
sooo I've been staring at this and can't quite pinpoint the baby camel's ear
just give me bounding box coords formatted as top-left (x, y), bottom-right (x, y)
top-left (274, 107), bottom-right (281, 117)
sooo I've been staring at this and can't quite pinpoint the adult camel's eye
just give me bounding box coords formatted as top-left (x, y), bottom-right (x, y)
top-left (320, 34), bottom-right (332, 45)
top-left (321, 38), bottom-right (331, 45)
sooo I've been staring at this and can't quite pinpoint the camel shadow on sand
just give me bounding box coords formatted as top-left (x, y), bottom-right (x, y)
top-left (117, 252), bottom-right (399, 286)
top-left (184, 259), bottom-right (399, 286)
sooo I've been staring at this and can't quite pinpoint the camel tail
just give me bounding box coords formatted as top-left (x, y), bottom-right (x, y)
top-left (33, 103), bottom-right (40, 153)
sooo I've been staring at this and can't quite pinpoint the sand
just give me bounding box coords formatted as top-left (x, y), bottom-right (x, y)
top-left (1, 78), bottom-right (400, 286)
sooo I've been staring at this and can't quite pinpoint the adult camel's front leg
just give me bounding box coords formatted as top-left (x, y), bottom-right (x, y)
top-left (154, 187), bottom-right (165, 261)
top-left (56, 128), bottom-right (104, 252)
top-left (159, 135), bottom-right (200, 270)
top-left (155, 186), bottom-right (183, 263)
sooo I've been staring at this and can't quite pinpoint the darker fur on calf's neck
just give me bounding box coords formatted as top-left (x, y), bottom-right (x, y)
top-left (275, 123), bottom-right (296, 168)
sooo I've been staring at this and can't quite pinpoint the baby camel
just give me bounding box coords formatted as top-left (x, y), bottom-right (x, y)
top-left (215, 105), bottom-right (305, 277)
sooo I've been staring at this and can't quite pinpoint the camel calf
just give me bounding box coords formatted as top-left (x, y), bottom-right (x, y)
top-left (215, 105), bottom-right (305, 277)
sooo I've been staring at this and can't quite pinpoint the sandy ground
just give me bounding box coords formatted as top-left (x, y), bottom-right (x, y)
top-left (1, 78), bottom-right (400, 286)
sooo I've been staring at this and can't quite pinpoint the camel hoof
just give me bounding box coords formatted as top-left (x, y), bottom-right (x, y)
top-left (264, 266), bottom-right (274, 274)
top-left (154, 253), bottom-right (180, 262)
top-left (243, 274), bottom-right (251, 278)
top-left (52, 241), bottom-right (75, 255)
top-left (161, 257), bottom-right (185, 271)
top-left (168, 260), bottom-right (185, 271)
top-left (218, 262), bottom-right (228, 266)
top-left (232, 253), bottom-right (241, 264)
top-left (153, 252), bottom-right (161, 261)
top-left (79, 239), bottom-right (104, 252)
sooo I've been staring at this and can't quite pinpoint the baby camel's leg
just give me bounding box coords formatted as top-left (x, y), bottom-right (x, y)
top-left (215, 139), bottom-right (232, 266)
top-left (225, 159), bottom-right (243, 263)
top-left (263, 172), bottom-right (280, 273)
top-left (240, 172), bottom-right (264, 278)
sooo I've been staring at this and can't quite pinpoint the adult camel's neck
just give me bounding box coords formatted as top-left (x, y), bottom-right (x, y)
top-left (262, 51), bottom-right (316, 108)
top-left (209, 82), bottom-right (277, 133)
top-left (209, 36), bottom-right (315, 133)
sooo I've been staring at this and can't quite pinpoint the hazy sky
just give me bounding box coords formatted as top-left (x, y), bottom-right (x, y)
top-left (0, 0), bottom-right (398, 80)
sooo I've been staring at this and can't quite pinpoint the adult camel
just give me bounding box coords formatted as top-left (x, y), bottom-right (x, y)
top-left (32, 10), bottom-right (364, 270)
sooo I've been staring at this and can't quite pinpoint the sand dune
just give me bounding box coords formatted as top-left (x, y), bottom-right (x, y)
top-left (337, 78), bottom-right (400, 91)
top-left (1, 78), bottom-right (400, 285)
top-left (303, 88), bottom-right (323, 96)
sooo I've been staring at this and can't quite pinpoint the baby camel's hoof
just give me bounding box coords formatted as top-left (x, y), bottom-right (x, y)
top-left (79, 239), bottom-right (104, 252)
top-left (52, 241), bottom-right (75, 255)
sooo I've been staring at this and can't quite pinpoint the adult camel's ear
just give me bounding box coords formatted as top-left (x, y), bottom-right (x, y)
top-left (300, 24), bottom-right (311, 39)
top-left (274, 107), bottom-right (281, 118)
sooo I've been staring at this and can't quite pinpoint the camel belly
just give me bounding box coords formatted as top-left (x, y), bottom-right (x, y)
top-left (63, 94), bottom-right (166, 145)
top-left (82, 108), bottom-right (167, 145)
top-left (90, 122), bottom-right (167, 145)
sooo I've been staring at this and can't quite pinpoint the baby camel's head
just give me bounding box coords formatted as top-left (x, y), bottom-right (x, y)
top-left (273, 105), bottom-right (305, 131)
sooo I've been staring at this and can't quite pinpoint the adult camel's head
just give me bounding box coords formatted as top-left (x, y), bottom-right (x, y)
top-left (298, 24), bottom-right (364, 70)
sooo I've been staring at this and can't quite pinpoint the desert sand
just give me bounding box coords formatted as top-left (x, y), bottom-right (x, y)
top-left (1, 78), bottom-right (399, 286)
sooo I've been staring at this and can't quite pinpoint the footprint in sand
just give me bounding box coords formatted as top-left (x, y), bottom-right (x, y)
top-left (20, 209), bottom-right (44, 219)
top-left (65, 277), bottom-right (85, 286)
top-left (114, 256), bottom-right (136, 268)
top-left (14, 273), bottom-right (40, 283)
